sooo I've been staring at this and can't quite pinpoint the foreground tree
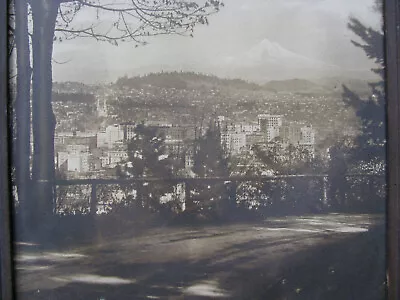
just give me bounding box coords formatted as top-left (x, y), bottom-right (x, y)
top-left (12, 0), bottom-right (222, 232)
top-left (337, 1), bottom-right (385, 212)
top-left (342, 5), bottom-right (385, 171)
top-left (191, 122), bottom-right (230, 218)
top-left (13, 0), bottom-right (32, 225)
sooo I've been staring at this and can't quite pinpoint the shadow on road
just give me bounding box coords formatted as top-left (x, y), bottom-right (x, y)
top-left (233, 225), bottom-right (386, 300)
top-left (16, 221), bottom-right (385, 300)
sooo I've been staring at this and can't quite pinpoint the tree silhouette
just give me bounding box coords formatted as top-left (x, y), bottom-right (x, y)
top-left (12, 0), bottom-right (32, 227)
top-left (342, 12), bottom-right (385, 170)
top-left (191, 122), bottom-right (230, 217)
top-left (332, 2), bottom-right (385, 212)
top-left (118, 124), bottom-right (175, 213)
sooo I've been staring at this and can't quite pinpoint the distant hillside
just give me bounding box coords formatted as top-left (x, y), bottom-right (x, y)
top-left (53, 81), bottom-right (89, 91)
top-left (115, 71), bottom-right (262, 91)
top-left (263, 78), bottom-right (328, 93)
top-left (314, 77), bottom-right (374, 96)
top-left (53, 72), bottom-right (376, 97)
top-left (52, 92), bottom-right (96, 104)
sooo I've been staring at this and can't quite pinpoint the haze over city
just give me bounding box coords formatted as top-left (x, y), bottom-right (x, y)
top-left (52, 0), bottom-right (381, 84)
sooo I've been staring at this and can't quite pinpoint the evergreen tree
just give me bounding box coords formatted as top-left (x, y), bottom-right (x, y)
top-left (331, 1), bottom-right (385, 212)
top-left (342, 10), bottom-right (385, 171)
top-left (119, 124), bottom-right (174, 213)
top-left (191, 122), bottom-right (230, 216)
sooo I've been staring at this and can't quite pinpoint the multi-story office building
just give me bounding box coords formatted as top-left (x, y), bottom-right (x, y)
top-left (300, 126), bottom-right (315, 145)
top-left (120, 122), bottom-right (137, 141)
top-left (221, 132), bottom-right (247, 155)
top-left (101, 150), bottom-right (129, 168)
top-left (280, 125), bottom-right (302, 144)
top-left (299, 126), bottom-right (316, 156)
top-left (56, 151), bottom-right (90, 173)
top-left (97, 124), bottom-right (124, 149)
top-left (258, 114), bottom-right (283, 132)
top-left (266, 127), bottom-right (281, 142)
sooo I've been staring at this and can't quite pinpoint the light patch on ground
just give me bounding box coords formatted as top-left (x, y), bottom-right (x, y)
top-left (16, 252), bottom-right (86, 263)
top-left (260, 215), bottom-right (373, 234)
top-left (16, 242), bottom-right (39, 247)
top-left (264, 227), bottom-right (322, 233)
top-left (184, 280), bottom-right (230, 298)
top-left (328, 226), bottom-right (368, 233)
top-left (16, 265), bottom-right (52, 271)
top-left (53, 274), bottom-right (135, 285)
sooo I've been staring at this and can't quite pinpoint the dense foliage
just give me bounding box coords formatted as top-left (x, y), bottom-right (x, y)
top-left (342, 17), bottom-right (385, 170)
top-left (117, 124), bottom-right (175, 213)
top-left (190, 123), bottom-right (232, 218)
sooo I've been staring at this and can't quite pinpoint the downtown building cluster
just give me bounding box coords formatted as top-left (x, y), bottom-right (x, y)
top-left (218, 114), bottom-right (315, 156)
top-left (54, 113), bottom-right (316, 179)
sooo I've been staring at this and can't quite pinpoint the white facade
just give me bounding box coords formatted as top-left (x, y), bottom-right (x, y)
top-left (103, 150), bottom-right (128, 168)
top-left (97, 131), bottom-right (108, 148)
top-left (57, 152), bottom-right (90, 173)
top-left (300, 126), bottom-right (315, 145)
top-left (266, 127), bottom-right (281, 142)
top-left (221, 132), bottom-right (247, 155)
top-left (230, 133), bottom-right (247, 154)
top-left (97, 125), bottom-right (124, 149)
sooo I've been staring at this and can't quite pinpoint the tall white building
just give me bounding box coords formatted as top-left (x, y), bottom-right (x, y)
top-left (67, 153), bottom-right (90, 173)
top-left (221, 132), bottom-right (247, 155)
top-left (56, 151), bottom-right (90, 173)
top-left (97, 124), bottom-right (124, 149)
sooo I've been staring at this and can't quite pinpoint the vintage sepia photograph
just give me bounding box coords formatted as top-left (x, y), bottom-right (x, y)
top-left (6, 0), bottom-right (391, 299)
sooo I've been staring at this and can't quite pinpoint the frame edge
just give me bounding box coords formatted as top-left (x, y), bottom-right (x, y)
top-left (385, 0), bottom-right (400, 299)
top-left (0, 0), bottom-right (14, 299)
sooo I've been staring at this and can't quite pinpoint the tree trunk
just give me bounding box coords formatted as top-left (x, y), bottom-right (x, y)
top-left (14, 0), bottom-right (32, 231)
top-left (30, 0), bottom-right (58, 234)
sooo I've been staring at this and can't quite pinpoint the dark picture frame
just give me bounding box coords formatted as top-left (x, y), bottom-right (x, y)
top-left (1, 0), bottom-right (400, 299)
top-left (1, 0), bottom-right (15, 299)
top-left (384, 0), bottom-right (400, 298)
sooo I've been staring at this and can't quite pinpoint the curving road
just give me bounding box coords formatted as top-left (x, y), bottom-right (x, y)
top-left (15, 213), bottom-right (384, 299)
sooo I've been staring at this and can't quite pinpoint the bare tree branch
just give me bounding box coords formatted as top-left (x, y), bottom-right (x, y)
top-left (53, 0), bottom-right (223, 46)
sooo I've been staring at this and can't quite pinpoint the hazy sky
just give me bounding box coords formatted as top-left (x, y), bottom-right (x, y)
top-left (52, 0), bottom-right (382, 84)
